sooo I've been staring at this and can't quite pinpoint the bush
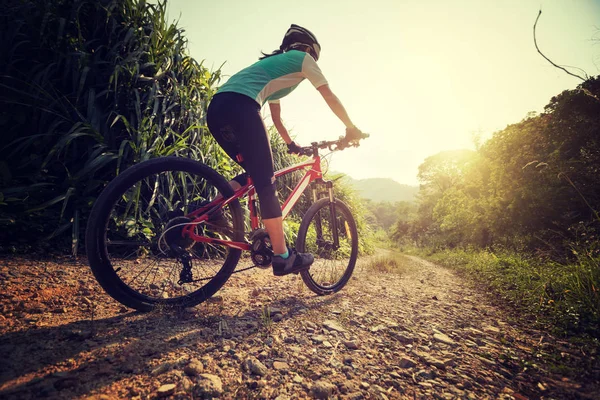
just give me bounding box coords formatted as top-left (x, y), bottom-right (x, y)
top-left (0, 0), bottom-right (226, 254)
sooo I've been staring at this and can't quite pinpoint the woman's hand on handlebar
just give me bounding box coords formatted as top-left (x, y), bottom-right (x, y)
top-left (338, 126), bottom-right (368, 149)
top-left (345, 126), bottom-right (364, 142)
top-left (286, 141), bottom-right (303, 155)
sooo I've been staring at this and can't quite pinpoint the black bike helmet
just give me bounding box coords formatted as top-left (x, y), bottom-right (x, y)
top-left (281, 24), bottom-right (321, 60)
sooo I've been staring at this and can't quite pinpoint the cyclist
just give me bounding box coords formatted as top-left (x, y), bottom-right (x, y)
top-left (207, 24), bottom-right (363, 277)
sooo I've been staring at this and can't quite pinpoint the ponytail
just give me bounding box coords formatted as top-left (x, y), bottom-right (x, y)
top-left (259, 47), bottom-right (284, 60)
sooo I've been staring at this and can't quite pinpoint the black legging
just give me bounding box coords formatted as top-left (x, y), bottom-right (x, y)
top-left (206, 92), bottom-right (282, 219)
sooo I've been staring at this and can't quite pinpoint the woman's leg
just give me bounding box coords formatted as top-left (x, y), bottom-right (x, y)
top-left (262, 217), bottom-right (286, 254)
top-left (207, 93), bottom-right (313, 274)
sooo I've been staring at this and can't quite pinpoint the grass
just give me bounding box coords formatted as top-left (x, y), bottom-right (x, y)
top-left (364, 252), bottom-right (413, 275)
top-left (260, 305), bottom-right (273, 334)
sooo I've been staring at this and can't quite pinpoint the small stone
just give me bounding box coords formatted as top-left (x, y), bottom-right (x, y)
top-left (151, 362), bottom-right (171, 376)
top-left (312, 335), bottom-right (328, 344)
top-left (476, 355), bottom-right (496, 366)
top-left (416, 369), bottom-right (433, 379)
top-left (184, 359), bottom-right (204, 376)
top-left (245, 357), bottom-right (268, 376)
top-left (467, 327), bottom-right (485, 336)
top-left (181, 377), bottom-right (194, 393)
top-left (424, 356), bottom-right (446, 369)
top-left (443, 358), bottom-right (456, 368)
top-left (273, 361), bottom-right (289, 371)
top-left (268, 306), bottom-right (282, 314)
top-left (343, 341), bottom-right (359, 350)
top-left (272, 313), bottom-right (284, 322)
top-left (370, 324), bottom-right (386, 333)
top-left (433, 333), bottom-right (455, 346)
top-left (323, 341), bottom-right (333, 348)
top-left (392, 332), bottom-right (415, 344)
top-left (305, 321), bottom-right (318, 329)
top-left (359, 382), bottom-right (370, 390)
top-left (399, 356), bottom-right (417, 368)
top-left (323, 320), bottom-right (346, 333)
top-left (157, 384), bottom-right (176, 397)
top-left (310, 380), bottom-right (336, 399)
top-left (293, 374), bottom-right (303, 384)
top-left (483, 325), bottom-right (500, 334)
top-left (196, 374), bottom-right (223, 397)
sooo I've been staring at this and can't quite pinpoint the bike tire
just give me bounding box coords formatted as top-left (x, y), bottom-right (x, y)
top-left (297, 198), bottom-right (358, 295)
top-left (85, 157), bottom-right (243, 311)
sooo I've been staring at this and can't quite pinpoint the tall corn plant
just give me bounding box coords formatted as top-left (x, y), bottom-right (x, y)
top-left (0, 0), bottom-right (226, 255)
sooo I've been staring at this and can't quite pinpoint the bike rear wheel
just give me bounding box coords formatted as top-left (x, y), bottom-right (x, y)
top-left (85, 157), bottom-right (244, 311)
top-left (297, 198), bottom-right (358, 295)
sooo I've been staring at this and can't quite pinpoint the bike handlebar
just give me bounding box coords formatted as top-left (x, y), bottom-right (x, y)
top-left (296, 132), bottom-right (370, 157)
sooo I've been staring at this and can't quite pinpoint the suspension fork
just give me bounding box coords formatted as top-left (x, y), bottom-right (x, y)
top-left (326, 180), bottom-right (340, 248)
top-left (312, 184), bottom-right (323, 240)
top-left (312, 180), bottom-right (339, 248)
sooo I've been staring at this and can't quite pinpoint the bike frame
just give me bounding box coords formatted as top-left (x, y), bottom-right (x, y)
top-left (181, 153), bottom-right (329, 252)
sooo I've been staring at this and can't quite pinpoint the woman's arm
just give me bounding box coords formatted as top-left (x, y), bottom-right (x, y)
top-left (269, 102), bottom-right (293, 144)
top-left (317, 84), bottom-right (355, 129)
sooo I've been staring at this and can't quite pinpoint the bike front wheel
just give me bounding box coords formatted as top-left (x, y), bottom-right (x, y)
top-left (297, 198), bottom-right (358, 295)
top-left (85, 157), bottom-right (244, 311)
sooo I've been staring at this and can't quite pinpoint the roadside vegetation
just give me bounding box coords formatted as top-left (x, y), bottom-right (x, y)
top-left (363, 77), bottom-right (600, 346)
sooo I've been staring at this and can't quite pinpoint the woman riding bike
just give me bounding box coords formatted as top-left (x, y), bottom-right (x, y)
top-left (206, 24), bottom-right (363, 277)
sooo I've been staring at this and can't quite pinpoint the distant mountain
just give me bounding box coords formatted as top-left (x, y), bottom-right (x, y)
top-left (341, 175), bottom-right (419, 203)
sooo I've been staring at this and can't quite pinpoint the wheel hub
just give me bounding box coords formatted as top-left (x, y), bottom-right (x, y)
top-left (164, 216), bottom-right (195, 251)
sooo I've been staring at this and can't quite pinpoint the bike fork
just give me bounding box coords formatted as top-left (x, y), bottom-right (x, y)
top-left (326, 181), bottom-right (340, 247)
top-left (313, 181), bottom-right (340, 248)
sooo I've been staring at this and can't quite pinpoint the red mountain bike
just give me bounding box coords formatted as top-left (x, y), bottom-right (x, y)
top-left (85, 134), bottom-right (368, 311)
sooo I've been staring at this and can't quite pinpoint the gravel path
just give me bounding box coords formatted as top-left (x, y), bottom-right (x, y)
top-left (0, 251), bottom-right (598, 399)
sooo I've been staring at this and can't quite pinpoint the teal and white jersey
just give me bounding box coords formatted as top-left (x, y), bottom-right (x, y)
top-left (216, 50), bottom-right (328, 106)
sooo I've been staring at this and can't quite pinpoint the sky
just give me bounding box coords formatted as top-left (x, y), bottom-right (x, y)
top-left (166, 0), bottom-right (600, 186)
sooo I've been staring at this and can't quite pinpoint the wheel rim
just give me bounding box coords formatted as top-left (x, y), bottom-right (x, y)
top-left (100, 165), bottom-right (240, 304)
top-left (302, 203), bottom-right (357, 290)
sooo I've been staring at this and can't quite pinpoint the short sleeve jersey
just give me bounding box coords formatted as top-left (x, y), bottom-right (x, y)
top-left (216, 50), bottom-right (328, 106)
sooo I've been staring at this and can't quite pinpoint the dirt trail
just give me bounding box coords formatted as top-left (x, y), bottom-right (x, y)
top-left (0, 251), bottom-right (597, 399)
